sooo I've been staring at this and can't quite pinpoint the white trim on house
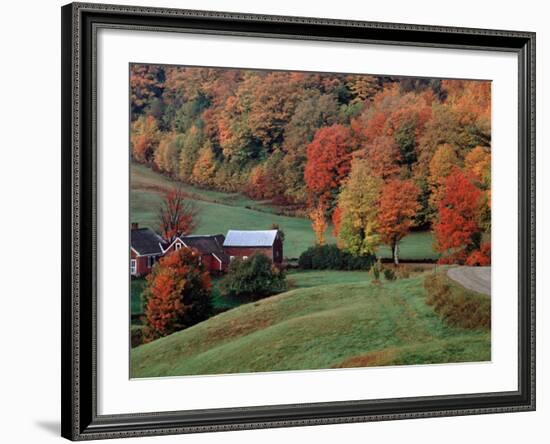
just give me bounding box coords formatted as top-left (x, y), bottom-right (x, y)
top-left (162, 237), bottom-right (188, 254)
top-left (131, 246), bottom-right (162, 257)
top-left (212, 253), bottom-right (223, 271)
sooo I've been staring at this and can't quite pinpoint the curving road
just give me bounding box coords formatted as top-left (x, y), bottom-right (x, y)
top-left (447, 266), bottom-right (491, 297)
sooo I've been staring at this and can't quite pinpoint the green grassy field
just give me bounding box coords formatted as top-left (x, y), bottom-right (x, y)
top-left (130, 163), bottom-right (438, 260)
top-left (130, 273), bottom-right (490, 377)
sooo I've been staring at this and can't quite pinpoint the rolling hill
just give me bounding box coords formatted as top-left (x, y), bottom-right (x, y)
top-left (130, 274), bottom-right (490, 378)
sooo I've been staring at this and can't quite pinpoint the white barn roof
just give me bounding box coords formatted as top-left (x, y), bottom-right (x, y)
top-left (223, 230), bottom-right (278, 247)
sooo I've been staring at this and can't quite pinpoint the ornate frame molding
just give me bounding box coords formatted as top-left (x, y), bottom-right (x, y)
top-left (61, 2), bottom-right (535, 440)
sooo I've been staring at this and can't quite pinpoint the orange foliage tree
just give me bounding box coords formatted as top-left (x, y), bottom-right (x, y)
top-left (309, 202), bottom-right (328, 246)
top-left (309, 202), bottom-right (328, 245)
top-left (191, 143), bottom-right (217, 187)
top-left (144, 247), bottom-right (212, 338)
top-left (434, 168), bottom-right (489, 265)
top-left (331, 206), bottom-right (343, 238)
top-left (158, 187), bottom-right (199, 242)
top-left (378, 180), bottom-right (420, 264)
top-left (131, 115), bottom-right (161, 164)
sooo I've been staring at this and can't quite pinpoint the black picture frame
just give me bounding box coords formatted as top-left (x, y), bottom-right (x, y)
top-left (61, 2), bottom-right (536, 440)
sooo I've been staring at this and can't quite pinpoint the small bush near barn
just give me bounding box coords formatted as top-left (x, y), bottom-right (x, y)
top-left (298, 244), bottom-right (375, 271)
top-left (222, 253), bottom-right (287, 300)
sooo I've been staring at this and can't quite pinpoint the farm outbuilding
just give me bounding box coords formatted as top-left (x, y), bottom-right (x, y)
top-left (223, 230), bottom-right (283, 265)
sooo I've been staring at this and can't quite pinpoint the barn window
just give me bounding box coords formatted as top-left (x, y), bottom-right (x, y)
top-left (243, 256), bottom-right (248, 260)
top-left (230, 256), bottom-right (235, 261)
top-left (175, 243), bottom-right (182, 250)
top-left (130, 259), bottom-right (137, 275)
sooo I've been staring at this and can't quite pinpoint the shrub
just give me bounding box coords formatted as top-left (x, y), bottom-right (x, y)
top-left (222, 253), bottom-right (287, 300)
top-left (424, 273), bottom-right (490, 329)
top-left (298, 244), bottom-right (375, 271)
top-left (370, 260), bottom-right (382, 283)
top-left (144, 247), bottom-right (212, 339)
top-left (395, 266), bottom-right (411, 279)
top-left (130, 325), bottom-right (151, 348)
top-left (383, 268), bottom-right (396, 281)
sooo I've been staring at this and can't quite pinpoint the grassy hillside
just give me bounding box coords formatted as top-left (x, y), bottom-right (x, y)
top-left (131, 163), bottom-right (438, 260)
top-left (130, 274), bottom-right (490, 377)
top-left (133, 270), bottom-right (376, 316)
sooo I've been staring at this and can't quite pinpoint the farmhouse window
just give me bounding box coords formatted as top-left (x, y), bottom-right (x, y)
top-left (130, 259), bottom-right (136, 274)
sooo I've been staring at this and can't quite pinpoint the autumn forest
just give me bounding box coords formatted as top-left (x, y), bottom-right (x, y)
top-left (131, 64), bottom-right (490, 265)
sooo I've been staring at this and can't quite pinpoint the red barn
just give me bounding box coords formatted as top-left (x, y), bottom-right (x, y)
top-left (163, 234), bottom-right (230, 273)
top-left (130, 224), bottom-right (166, 277)
top-left (223, 230), bottom-right (283, 265)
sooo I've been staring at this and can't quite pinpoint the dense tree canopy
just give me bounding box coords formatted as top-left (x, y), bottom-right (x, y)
top-left (131, 64), bottom-right (491, 265)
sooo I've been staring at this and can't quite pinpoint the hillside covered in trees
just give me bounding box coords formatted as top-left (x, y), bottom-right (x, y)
top-left (130, 64), bottom-right (491, 265)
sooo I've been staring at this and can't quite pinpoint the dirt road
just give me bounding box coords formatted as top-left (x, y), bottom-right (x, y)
top-left (447, 266), bottom-right (491, 296)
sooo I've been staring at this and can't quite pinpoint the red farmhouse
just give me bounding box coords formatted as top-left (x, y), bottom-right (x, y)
top-left (130, 226), bottom-right (284, 276)
top-left (130, 224), bottom-right (166, 277)
top-left (223, 230), bottom-right (283, 265)
top-left (163, 234), bottom-right (230, 273)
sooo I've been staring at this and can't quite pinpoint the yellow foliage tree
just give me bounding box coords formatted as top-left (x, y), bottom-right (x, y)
top-left (336, 158), bottom-right (382, 256)
top-left (309, 202), bottom-right (328, 246)
top-left (465, 146), bottom-right (491, 232)
top-left (191, 142), bottom-right (217, 187)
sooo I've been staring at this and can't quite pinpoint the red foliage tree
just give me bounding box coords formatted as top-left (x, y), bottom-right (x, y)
top-left (378, 180), bottom-right (420, 264)
top-left (465, 242), bottom-right (491, 266)
top-left (434, 168), bottom-right (487, 264)
top-left (304, 124), bottom-right (355, 205)
top-left (158, 187), bottom-right (199, 242)
top-left (145, 247), bottom-right (212, 338)
top-left (361, 135), bottom-right (401, 180)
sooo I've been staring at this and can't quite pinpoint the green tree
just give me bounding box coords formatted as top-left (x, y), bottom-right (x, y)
top-left (178, 126), bottom-right (204, 182)
top-left (222, 254), bottom-right (286, 300)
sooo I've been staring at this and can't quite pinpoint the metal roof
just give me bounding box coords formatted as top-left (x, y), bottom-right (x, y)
top-left (223, 230), bottom-right (278, 247)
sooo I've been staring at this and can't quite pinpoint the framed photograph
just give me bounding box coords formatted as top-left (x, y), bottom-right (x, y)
top-left (61, 2), bottom-right (535, 440)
